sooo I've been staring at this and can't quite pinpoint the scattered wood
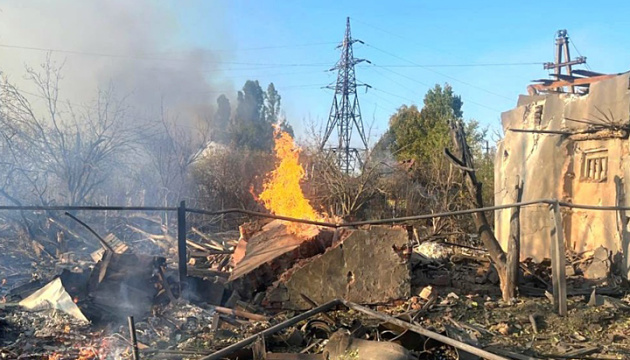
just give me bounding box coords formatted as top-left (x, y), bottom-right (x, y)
top-left (191, 227), bottom-right (227, 250)
top-left (213, 305), bottom-right (269, 322)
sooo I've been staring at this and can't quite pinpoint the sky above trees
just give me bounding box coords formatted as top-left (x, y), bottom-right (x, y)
top-left (1, 0), bottom-right (628, 145)
top-left (171, 0), bottom-right (630, 142)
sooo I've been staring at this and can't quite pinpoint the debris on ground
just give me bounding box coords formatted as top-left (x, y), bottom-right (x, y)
top-left (2, 218), bottom-right (630, 359)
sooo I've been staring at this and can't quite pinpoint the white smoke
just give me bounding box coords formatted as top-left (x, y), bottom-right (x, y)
top-left (0, 0), bottom-right (231, 119)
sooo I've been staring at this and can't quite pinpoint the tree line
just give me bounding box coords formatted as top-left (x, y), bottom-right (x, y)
top-left (0, 60), bottom-right (494, 254)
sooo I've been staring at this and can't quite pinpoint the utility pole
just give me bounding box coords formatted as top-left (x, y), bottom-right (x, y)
top-left (543, 30), bottom-right (586, 94)
top-left (320, 17), bottom-right (370, 175)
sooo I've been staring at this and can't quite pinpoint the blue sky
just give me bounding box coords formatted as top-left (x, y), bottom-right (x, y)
top-left (1, 1), bottom-right (627, 146)
top-left (168, 0), bottom-right (629, 145)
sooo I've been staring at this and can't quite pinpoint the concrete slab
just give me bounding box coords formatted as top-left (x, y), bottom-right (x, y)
top-left (264, 226), bottom-right (411, 310)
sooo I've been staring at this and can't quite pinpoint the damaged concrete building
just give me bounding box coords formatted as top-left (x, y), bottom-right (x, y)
top-left (495, 71), bottom-right (630, 278)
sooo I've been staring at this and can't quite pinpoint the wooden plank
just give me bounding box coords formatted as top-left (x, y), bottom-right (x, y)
top-left (505, 179), bottom-right (523, 301)
top-left (550, 201), bottom-right (568, 316)
top-left (213, 305), bottom-right (269, 322)
top-left (192, 227), bottom-right (227, 250)
top-left (528, 74), bottom-right (617, 94)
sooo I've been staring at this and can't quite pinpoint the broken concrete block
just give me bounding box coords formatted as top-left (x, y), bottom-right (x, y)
top-left (264, 226), bottom-right (411, 310)
top-left (229, 220), bottom-right (335, 299)
top-left (584, 246), bottom-right (611, 280)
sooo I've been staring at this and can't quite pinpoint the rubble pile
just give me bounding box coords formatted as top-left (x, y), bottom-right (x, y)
top-left (1, 216), bottom-right (630, 359)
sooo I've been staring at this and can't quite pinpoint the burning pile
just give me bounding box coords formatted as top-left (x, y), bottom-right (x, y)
top-left (230, 128), bottom-right (412, 308)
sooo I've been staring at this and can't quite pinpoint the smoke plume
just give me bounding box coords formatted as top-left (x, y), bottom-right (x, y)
top-left (0, 0), bottom-right (231, 119)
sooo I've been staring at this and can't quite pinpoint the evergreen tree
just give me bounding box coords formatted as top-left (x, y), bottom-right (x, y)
top-left (214, 94), bottom-right (231, 144)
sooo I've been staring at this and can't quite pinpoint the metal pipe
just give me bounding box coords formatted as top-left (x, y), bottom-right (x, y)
top-left (342, 300), bottom-right (508, 360)
top-left (341, 199), bottom-right (551, 227)
top-left (177, 200), bottom-right (187, 297)
top-left (185, 207), bottom-right (341, 228)
top-left (64, 212), bottom-right (113, 252)
top-left (1, 199), bottom-right (630, 230)
top-left (199, 299), bottom-right (341, 360)
top-left (0, 205), bottom-right (175, 211)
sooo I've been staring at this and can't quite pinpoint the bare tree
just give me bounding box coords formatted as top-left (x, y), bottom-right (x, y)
top-left (0, 58), bottom-right (142, 207)
top-left (445, 120), bottom-right (518, 302)
top-left (138, 103), bottom-right (212, 211)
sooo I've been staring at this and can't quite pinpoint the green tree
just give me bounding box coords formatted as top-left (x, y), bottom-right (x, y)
top-left (390, 84), bottom-right (461, 164)
top-left (374, 83), bottom-right (492, 239)
top-left (231, 80), bottom-right (274, 150)
top-left (214, 94), bottom-right (231, 144)
top-left (264, 83), bottom-right (281, 124)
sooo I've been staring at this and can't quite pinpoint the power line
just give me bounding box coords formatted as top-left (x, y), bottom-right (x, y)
top-left (350, 17), bottom-right (463, 62)
top-left (366, 65), bottom-right (424, 99)
top-left (370, 63), bottom-right (502, 113)
top-left (364, 42), bottom-right (513, 102)
top-left (0, 43), bottom-right (331, 67)
top-left (371, 87), bottom-right (415, 103)
top-left (377, 62), bottom-right (544, 68)
top-left (570, 41), bottom-right (592, 71)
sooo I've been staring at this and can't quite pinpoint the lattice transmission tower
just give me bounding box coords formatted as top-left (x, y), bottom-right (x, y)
top-left (320, 17), bottom-right (370, 174)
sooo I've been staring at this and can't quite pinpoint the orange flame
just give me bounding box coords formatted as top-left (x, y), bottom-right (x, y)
top-left (258, 128), bottom-right (322, 232)
top-left (77, 347), bottom-right (98, 360)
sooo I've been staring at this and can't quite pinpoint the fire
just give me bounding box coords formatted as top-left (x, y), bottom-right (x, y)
top-left (258, 128), bottom-right (322, 231)
top-left (77, 347), bottom-right (98, 360)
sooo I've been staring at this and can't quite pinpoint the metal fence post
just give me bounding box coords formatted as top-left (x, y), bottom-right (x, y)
top-left (178, 200), bottom-right (187, 296)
